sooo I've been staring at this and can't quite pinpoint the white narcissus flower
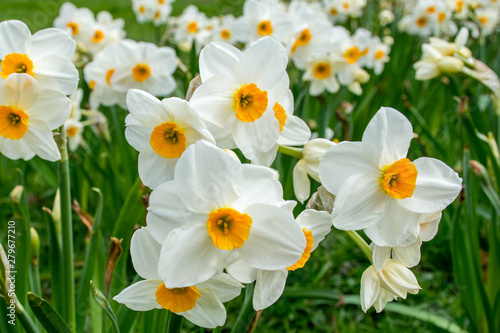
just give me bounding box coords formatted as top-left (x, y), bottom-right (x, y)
top-left (0, 20), bottom-right (79, 95)
top-left (113, 227), bottom-right (243, 329)
top-left (293, 138), bottom-right (336, 203)
top-left (124, 89), bottom-right (215, 189)
top-left (146, 140), bottom-right (306, 288)
top-left (319, 107), bottom-right (462, 247)
top-left (189, 37), bottom-right (289, 166)
top-left (303, 55), bottom-right (340, 96)
top-left (227, 209), bottom-right (332, 310)
top-left (361, 259), bottom-right (421, 313)
top-left (110, 40), bottom-right (177, 98)
top-left (53, 2), bottom-right (95, 43)
top-left (173, 5), bottom-right (208, 46)
top-left (0, 74), bottom-right (70, 161)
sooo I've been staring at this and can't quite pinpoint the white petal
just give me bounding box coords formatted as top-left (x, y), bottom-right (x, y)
top-left (181, 289), bottom-right (226, 329)
top-left (158, 224), bottom-right (227, 288)
top-left (32, 54), bottom-right (79, 95)
top-left (173, 141), bottom-right (243, 213)
top-left (0, 20), bottom-right (30, 57)
top-left (360, 266), bottom-right (380, 312)
top-left (293, 161), bottom-right (311, 203)
top-left (0, 73), bottom-right (39, 110)
top-left (226, 258), bottom-right (258, 284)
top-left (238, 203), bottom-right (306, 270)
top-left (113, 279), bottom-right (162, 311)
top-left (29, 28), bottom-right (75, 60)
top-left (296, 209), bottom-right (331, 250)
top-left (28, 89), bottom-right (71, 129)
top-left (319, 141), bottom-right (379, 195)
top-left (378, 260), bottom-right (420, 299)
top-left (361, 107), bottom-right (413, 168)
top-left (418, 211), bottom-right (442, 241)
top-left (130, 227), bottom-right (162, 280)
top-left (231, 163), bottom-right (283, 211)
top-left (364, 199), bottom-right (420, 247)
top-left (199, 41), bottom-right (242, 82)
top-left (197, 273), bottom-right (243, 303)
top-left (373, 288), bottom-right (396, 313)
top-left (126, 89), bottom-right (168, 128)
top-left (393, 241), bottom-right (421, 268)
top-left (189, 75), bottom-right (238, 127)
top-left (372, 245), bottom-right (391, 271)
top-left (253, 269), bottom-right (288, 310)
top-left (23, 120), bottom-right (60, 161)
top-left (0, 138), bottom-right (34, 160)
top-left (232, 110), bottom-right (280, 162)
top-left (124, 114), bottom-right (151, 152)
top-left (277, 115), bottom-right (311, 146)
top-left (235, 37), bottom-right (288, 90)
top-left (138, 145), bottom-right (177, 190)
top-left (331, 173), bottom-right (386, 230)
top-left (146, 181), bottom-right (204, 244)
top-left (399, 157), bottom-right (462, 213)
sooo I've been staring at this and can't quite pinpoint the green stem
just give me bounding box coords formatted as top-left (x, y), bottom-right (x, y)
top-left (166, 312), bottom-right (183, 333)
top-left (55, 131), bottom-right (76, 332)
top-left (344, 230), bottom-right (373, 262)
top-left (277, 145), bottom-right (303, 160)
top-left (16, 301), bottom-right (39, 333)
top-left (231, 283), bottom-right (255, 333)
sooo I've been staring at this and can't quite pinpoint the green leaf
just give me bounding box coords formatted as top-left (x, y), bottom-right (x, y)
top-left (27, 292), bottom-right (71, 333)
top-left (90, 281), bottom-right (120, 333)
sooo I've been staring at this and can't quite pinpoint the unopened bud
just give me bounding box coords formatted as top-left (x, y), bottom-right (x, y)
top-left (10, 185), bottom-right (23, 204)
top-left (30, 227), bottom-right (40, 265)
top-left (437, 56), bottom-right (464, 73)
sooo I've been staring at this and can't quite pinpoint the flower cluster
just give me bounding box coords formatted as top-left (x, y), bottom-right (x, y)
top-left (0, 20), bottom-right (78, 161)
top-left (398, 0), bottom-right (500, 37)
top-left (83, 39), bottom-right (178, 109)
top-left (54, 2), bottom-right (126, 61)
top-left (132, 0), bottom-right (175, 26)
top-left (166, 0), bottom-right (390, 95)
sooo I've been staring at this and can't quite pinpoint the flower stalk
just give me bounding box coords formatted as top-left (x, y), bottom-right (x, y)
top-left (344, 230), bottom-right (373, 263)
top-left (55, 130), bottom-right (75, 332)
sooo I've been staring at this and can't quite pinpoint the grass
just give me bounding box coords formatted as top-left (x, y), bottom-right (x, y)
top-left (0, 1), bottom-right (499, 332)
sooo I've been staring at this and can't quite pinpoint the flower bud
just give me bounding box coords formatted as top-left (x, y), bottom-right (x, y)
top-left (437, 56), bottom-right (464, 73)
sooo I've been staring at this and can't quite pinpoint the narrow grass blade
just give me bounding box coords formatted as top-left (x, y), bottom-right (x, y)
top-left (90, 281), bottom-right (120, 333)
top-left (27, 292), bottom-right (70, 333)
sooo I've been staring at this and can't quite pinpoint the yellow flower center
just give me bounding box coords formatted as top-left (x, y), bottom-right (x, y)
top-left (479, 16), bottom-right (488, 25)
top-left (155, 284), bottom-right (201, 313)
top-left (1, 53), bottom-right (34, 79)
top-left (438, 12), bottom-right (446, 23)
top-left (381, 158), bottom-right (418, 199)
top-left (342, 2), bottom-right (349, 9)
top-left (132, 63), bottom-right (151, 82)
top-left (158, 0), bottom-right (165, 4)
top-left (154, 11), bottom-right (161, 19)
top-left (375, 50), bottom-right (385, 60)
top-left (457, 0), bottom-right (464, 11)
top-left (234, 83), bottom-right (268, 123)
top-left (105, 69), bottom-right (115, 86)
top-left (291, 28), bottom-right (312, 55)
top-left (416, 16), bottom-right (427, 27)
top-left (207, 208), bottom-right (252, 251)
top-left (273, 102), bottom-right (287, 132)
top-left (220, 29), bottom-right (231, 40)
top-left (287, 229), bottom-right (314, 271)
top-left (150, 121), bottom-right (186, 159)
top-left (138, 5), bottom-right (146, 14)
top-left (89, 80), bottom-right (96, 90)
top-left (312, 62), bottom-right (331, 79)
top-left (343, 46), bottom-right (362, 64)
top-left (427, 5), bottom-right (436, 13)
top-left (330, 7), bottom-right (338, 15)
top-left (66, 22), bottom-right (79, 35)
top-left (92, 30), bottom-right (104, 43)
top-left (0, 106), bottom-right (29, 140)
top-left (257, 20), bottom-right (273, 36)
top-left (187, 21), bottom-right (198, 34)
top-left (66, 126), bottom-right (78, 138)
